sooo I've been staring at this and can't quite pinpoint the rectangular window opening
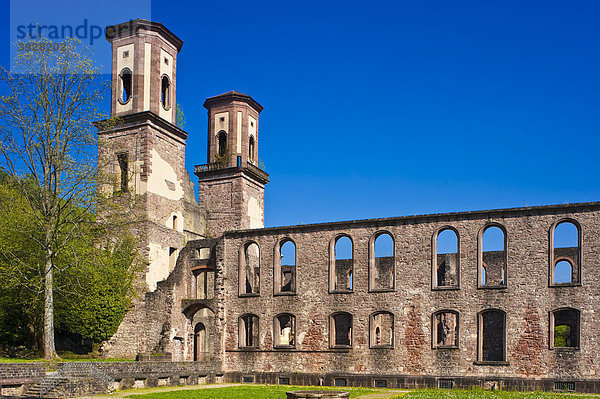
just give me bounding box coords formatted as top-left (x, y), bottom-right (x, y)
top-left (334, 378), bottom-right (347, 387)
top-left (374, 380), bottom-right (387, 388)
top-left (117, 153), bottom-right (128, 192)
top-left (279, 377), bottom-right (290, 385)
top-left (242, 376), bottom-right (255, 384)
top-left (554, 381), bottom-right (575, 392)
top-left (169, 247), bottom-right (177, 271)
top-left (438, 379), bottom-right (454, 389)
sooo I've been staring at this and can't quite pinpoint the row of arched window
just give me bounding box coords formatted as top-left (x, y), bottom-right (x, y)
top-left (238, 307), bottom-right (581, 362)
top-left (216, 131), bottom-right (256, 163)
top-left (117, 68), bottom-right (171, 110)
top-left (238, 219), bottom-right (582, 296)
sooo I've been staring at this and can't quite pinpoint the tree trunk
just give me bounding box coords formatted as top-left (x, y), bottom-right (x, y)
top-left (43, 255), bottom-right (57, 360)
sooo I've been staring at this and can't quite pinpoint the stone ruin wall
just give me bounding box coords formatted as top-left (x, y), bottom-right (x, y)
top-left (219, 202), bottom-right (600, 380)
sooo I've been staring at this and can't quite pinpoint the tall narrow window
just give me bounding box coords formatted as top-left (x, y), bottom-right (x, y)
top-left (217, 131), bottom-right (227, 158)
top-left (432, 228), bottom-right (459, 289)
top-left (432, 310), bottom-right (459, 348)
top-left (118, 68), bottom-right (132, 104)
top-left (479, 225), bottom-right (507, 288)
top-left (161, 75), bottom-right (170, 110)
top-left (239, 314), bottom-right (259, 348)
top-left (239, 242), bottom-right (260, 296)
top-left (550, 308), bottom-right (580, 349)
top-left (478, 309), bottom-right (506, 362)
top-left (369, 232), bottom-right (395, 291)
top-left (172, 215), bottom-right (178, 230)
top-left (274, 314), bottom-right (296, 348)
top-left (370, 311), bottom-right (394, 348)
top-left (274, 239), bottom-right (296, 294)
top-left (169, 247), bottom-right (177, 271)
top-left (194, 268), bottom-right (215, 299)
top-left (194, 322), bottom-right (208, 361)
top-left (550, 220), bottom-right (581, 286)
top-left (249, 135), bottom-right (255, 163)
top-left (330, 312), bottom-right (352, 348)
top-left (116, 153), bottom-right (128, 192)
top-left (330, 235), bottom-right (353, 292)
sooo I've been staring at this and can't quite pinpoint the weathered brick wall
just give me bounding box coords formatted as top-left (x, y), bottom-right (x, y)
top-left (197, 170), bottom-right (266, 237)
top-left (219, 202), bottom-right (600, 380)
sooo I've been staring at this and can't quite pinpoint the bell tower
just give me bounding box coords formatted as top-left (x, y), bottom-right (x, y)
top-left (107, 19), bottom-right (181, 123)
top-left (195, 91), bottom-right (269, 237)
top-left (96, 19), bottom-right (192, 291)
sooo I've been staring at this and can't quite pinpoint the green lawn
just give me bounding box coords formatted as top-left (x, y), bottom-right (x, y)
top-left (0, 356), bottom-right (134, 363)
top-left (127, 385), bottom-right (379, 399)
top-left (126, 386), bottom-right (598, 399)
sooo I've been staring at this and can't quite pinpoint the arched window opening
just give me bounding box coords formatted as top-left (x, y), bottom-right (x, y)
top-left (432, 311), bottom-right (459, 348)
top-left (551, 221), bottom-right (580, 285)
top-left (550, 308), bottom-right (580, 349)
top-left (274, 314), bottom-right (296, 348)
top-left (217, 131), bottom-right (227, 158)
top-left (330, 312), bottom-right (352, 348)
top-left (239, 242), bottom-right (260, 296)
top-left (554, 260), bottom-right (572, 284)
top-left (172, 215), bottom-right (178, 230)
top-left (277, 240), bottom-right (296, 293)
top-left (331, 235), bottom-right (353, 292)
top-left (370, 311), bottom-right (394, 348)
top-left (239, 314), bottom-right (259, 348)
top-left (194, 322), bottom-right (208, 361)
top-left (249, 135), bottom-right (255, 163)
top-left (479, 225), bottom-right (507, 287)
top-left (433, 228), bottom-right (459, 288)
top-left (370, 232), bottom-right (394, 291)
top-left (161, 75), bottom-right (170, 109)
top-left (118, 68), bottom-right (132, 104)
top-left (478, 309), bottom-right (506, 362)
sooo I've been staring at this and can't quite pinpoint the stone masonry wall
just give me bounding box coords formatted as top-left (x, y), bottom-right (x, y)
top-left (219, 202), bottom-right (600, 380)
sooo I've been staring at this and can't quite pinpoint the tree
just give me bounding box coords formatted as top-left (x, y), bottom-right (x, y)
top-left (0, 38), bottom-right (129, 359)
top-left (0, 171), bottom-right (139, 355)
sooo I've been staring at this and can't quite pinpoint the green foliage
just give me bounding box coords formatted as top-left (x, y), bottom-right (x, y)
top-left (554, 325), bottom-right (571, 347)
top-left (175, 103), bottom-right (186, 129)
top-left (257, 158), bottom-right (266, 171)
top-left (127, 385), bottom-right (378, 399)
top-left (55, 236), bottom-right (138, 344)
top-left (0, 173), bottom-right (139, 350)
top-left (215, 144), bottom-right (231, 166)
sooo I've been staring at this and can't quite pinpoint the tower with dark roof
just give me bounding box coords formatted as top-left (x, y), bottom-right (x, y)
top-left (195, 91), bottom-right (269, 237)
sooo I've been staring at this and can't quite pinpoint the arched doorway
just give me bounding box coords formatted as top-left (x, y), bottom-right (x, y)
top-left (194, 322), bottom-right (208, 361)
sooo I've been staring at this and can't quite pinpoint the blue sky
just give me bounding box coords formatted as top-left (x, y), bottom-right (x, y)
top-left (2, 0), bottom-right (599, 228)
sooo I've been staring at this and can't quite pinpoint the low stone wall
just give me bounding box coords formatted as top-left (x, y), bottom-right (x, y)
top-left (90, 362), bottom-right (222, 391)
top-left (225, 371), bottom-right (600, 394)
top-left (0, 361), bottom-right (221, 397)
top-left (0, 363), bottom-right (46, 396)
top-left (3, 362), bottom-right (598, 396)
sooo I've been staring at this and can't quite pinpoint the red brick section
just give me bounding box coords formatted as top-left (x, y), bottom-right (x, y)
top-left (403, 303), bottom-right (426, 374)
top-left (512, 304), bottom-right (546, 376)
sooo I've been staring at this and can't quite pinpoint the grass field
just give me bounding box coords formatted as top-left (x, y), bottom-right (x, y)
top-left (126, 386), bottom-right (598, 399)
top-left (0, 356), bottom-right (133, 363)
top-left (126, 385), bottom-right (379, 399)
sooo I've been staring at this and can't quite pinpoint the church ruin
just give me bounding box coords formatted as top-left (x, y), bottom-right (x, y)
top-left (96, 19), bottom-right (600, 392)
